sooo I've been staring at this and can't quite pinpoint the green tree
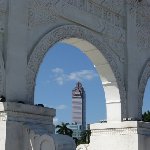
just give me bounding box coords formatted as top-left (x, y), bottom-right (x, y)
top-left (80, 129), bottom-right (91, 144)
top-left (56, 122), bottom-right (73, 137)
top-left (142, 111), bottom-right (150, 122)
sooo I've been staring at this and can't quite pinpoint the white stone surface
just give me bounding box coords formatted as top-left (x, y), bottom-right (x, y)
top-left (0, 0), bottom-right (150, 149)
top-left (0, 102), bottom-right (75, 150)
top-left (87, 121), bottom-right (150, 150)
top-left (76, 144), bottom-right (89, 150)
top-left (0, 0), bottom-right (144, 121)
top-left (0, 0), bottom-right (149, 121)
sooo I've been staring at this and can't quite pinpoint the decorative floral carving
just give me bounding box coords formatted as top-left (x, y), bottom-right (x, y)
top-left (64, 0), bottom-right (125, 17)
top-left (136, 0), bottom-right (150, 50)
top-left (28, 0), bottom-right (60, 27)
top-left (103, 37), bottom-right (125, 63)
top-left (24, 125), bottom-right (75, 150)
top-left (59, 0), bottom-right (125, 28)
top-left (27, 25), bottom-right (127, 118)
top-left (138, 59), bottom-right (150, 119)
top-left (27, 0), bottom-right (126, 63)
top-left (55, 0), bottom-right (126, 61)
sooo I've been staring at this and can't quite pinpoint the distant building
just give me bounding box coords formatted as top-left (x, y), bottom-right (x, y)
top-left (67, 123), bottom-right (83, 140)
top-left (72, 82), bottom-right (86, 130)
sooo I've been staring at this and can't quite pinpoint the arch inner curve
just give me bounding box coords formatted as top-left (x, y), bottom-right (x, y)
top-left (62, 38), bottom-right (121, 121)
top-left (138, 60), bottom-right (150, 119)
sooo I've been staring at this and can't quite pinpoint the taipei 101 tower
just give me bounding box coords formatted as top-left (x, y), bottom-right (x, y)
top-left (72, 82), bottom-right (86, 130)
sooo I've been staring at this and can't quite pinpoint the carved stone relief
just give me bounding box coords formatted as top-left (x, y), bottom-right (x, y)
top-left (58, 0), bottom-right (125, 30)
top-left (64, 0), bottom-right (125, 17)
top-left (103, 37), bottom-right (125, 63)
top-left (28, 0), bottom-right (60, 27)
top-left (55, 0), bottom-right (126, 61)
top-left (27, 0), bottom-right (126, 61)
top-left (136, 0), bottom-right (150, 50)
top-left (93, 0), bottom-right (125, 16)
top-left (138, 59), bottom-right (150, 119)
top-left (24, 125), bottom-right (75, 150)
top-left (27, 25), bottom-right (127, 118)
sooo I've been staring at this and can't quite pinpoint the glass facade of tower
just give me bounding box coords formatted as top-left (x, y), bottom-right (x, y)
top-left (72, 82), bottom-right (86, 130)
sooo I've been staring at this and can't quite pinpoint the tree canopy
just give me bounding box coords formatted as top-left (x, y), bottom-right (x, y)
top-left (56, 122), bottom-right (73, 137)
top-left (142, 111), bottom-right (150, 122)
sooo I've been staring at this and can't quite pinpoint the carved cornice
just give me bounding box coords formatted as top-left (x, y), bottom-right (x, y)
top-left (27, 25), bottom-right (127, 118)
top-left (138, 59), bottom-right (150, 119)
top-left (91, 128), bottom-right (138, 136)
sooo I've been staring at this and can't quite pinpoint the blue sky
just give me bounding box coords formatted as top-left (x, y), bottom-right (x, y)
top-left (34, 42), bottom-right (150, 125)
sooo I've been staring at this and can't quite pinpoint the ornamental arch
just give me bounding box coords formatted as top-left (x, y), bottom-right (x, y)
top-left (1, 0), bottom-right (150, 149)
top-left (27, 25), bottom-right (127, 121)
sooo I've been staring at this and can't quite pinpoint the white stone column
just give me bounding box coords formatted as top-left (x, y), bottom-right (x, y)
top-left (6, 0), bottom-right (28, 103)
top-left (104, 82), bottom-right (122, 121)
top-left (126, 1), bottom-right (139, 120)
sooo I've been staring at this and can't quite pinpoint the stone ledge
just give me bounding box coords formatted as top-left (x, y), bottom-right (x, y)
top-left (90, 121), bottom-right (150, 136)
top-left (90, 121), bottom-right (150, 130)
top-left (0, 102), bottom-right (56, 117)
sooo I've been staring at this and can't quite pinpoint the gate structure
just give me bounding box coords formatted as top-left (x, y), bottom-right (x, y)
top-left (0, 0), bottom-right (150, 149)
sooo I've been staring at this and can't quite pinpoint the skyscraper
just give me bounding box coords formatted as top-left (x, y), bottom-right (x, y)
top-left (72, 82), bottom-right (86, 130)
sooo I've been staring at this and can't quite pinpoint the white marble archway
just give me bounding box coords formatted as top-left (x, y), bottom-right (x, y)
top-left (27, 25), bottom-right (127, 121)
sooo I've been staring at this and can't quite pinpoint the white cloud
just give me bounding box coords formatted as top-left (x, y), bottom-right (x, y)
top-left (53, 117), bottom-right (59, 125)
top-left (55, 77), bottom-right (64, 85)
top-left (51, 68), bottom-right (98, 85)
top-left (68, 70), bottom-right (97, 81)
top-left (56, 104), bottom-right (67, 110)
top-left (52, 68), bottom-right (64, 74)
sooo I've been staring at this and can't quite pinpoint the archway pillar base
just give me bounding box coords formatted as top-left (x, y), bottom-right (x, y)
top-left (86, 121), bottom-right (150, 150)
top-left (0, 102), bottom-right (76, 150)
